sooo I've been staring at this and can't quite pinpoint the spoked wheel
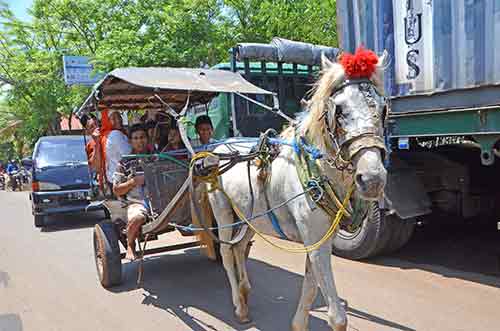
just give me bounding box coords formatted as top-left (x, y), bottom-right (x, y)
top-left (93, 221), bottom-right (122, 288)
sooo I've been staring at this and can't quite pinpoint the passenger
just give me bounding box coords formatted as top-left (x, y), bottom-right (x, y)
top-left (163, 124), bottom-right (188, 159)
top-left (82, 114), bottom-right (101, 171)
top-left (105, 110), bottom-right (131, 188)
top-left (155, 112), bottom-right (170, 151)
top-left (112, 124), bottom-right (150, 260)
top-left (140, 111), bottom-right (169, 152)
top-left (191, 115), bottom-right (215, 149)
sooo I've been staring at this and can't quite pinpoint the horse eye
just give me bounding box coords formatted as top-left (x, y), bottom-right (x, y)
top-left (335, 105), bottom-right (343, 116)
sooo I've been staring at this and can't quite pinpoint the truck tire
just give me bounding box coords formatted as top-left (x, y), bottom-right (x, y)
top-left (332, 202), bottom-right (391, 260)
top-left (93, 222), bottom-right (122, 288)
top-left (34, 215), bottom-right (45, 228)
top-left (381, 215), bottom-right (416, 254)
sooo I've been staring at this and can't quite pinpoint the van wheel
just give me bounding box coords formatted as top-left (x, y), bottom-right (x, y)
top-left (34, 215), bottom-right (45, 228)
top-left (93, 221), bottom-right (122, 288)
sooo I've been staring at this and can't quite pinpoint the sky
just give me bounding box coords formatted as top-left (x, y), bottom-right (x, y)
top-left (6, 0), bottom-right (33, 21)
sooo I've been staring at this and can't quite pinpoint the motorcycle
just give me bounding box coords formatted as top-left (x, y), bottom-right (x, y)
top-left (7, 171), bottom-right (21, 191)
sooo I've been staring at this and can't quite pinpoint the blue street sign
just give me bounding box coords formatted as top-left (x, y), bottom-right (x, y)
top-left (62, 55), bottom-right (105, 86)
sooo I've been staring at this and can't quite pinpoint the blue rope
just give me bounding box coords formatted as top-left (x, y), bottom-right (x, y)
top-left (268, 210), bottom-right (288, 239)
top-left (167, 188), bottom-right (311, 234)
top-left (159, 137), bottom-right (323, 160)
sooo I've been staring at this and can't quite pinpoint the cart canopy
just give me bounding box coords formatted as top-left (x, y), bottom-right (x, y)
top-left (77, 67), bottom-right (274, 114)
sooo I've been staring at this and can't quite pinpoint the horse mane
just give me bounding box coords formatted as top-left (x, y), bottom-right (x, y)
top-left (281, 53), bottom-right (385, 154)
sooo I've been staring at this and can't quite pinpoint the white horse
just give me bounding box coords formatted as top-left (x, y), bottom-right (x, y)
top-left (207, 51), bottom-right (389, 331)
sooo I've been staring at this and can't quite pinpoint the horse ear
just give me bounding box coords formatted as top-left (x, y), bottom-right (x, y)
top-left (321, 53), bottom-right (334, 69)
top-left (377, 50), bottom-right (390, 68)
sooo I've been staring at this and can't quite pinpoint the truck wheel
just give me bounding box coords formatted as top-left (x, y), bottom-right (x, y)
top-left (381, 215), bottom-right (416, 254)
top-left (93, 222), bottom-right (122, 288)
top-left (332, 202), bottom-right (391, 260)
top-left (34, 215), bottom-right (45, 228)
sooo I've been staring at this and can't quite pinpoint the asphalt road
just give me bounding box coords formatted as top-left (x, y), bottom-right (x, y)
top-left (1, 191), bottom-right (500, 331)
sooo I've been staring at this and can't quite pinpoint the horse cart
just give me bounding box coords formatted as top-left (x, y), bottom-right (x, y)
top-left (75, 67), bottom-right (276, 288)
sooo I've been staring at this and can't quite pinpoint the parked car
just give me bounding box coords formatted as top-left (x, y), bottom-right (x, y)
top-left (30, 135), bottom-right (103, 227)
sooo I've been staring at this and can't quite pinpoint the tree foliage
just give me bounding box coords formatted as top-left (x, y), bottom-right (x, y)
top-left (0, 0), bottom-right (337, 159)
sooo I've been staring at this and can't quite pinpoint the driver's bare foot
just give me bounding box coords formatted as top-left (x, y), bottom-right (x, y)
top-left (125, 248), bottom-right (137, 261)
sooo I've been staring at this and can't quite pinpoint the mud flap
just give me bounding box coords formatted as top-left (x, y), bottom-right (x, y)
top-left (385, 162), bottom-right (431, 220)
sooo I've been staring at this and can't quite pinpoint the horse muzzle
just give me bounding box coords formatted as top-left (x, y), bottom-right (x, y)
top-left (348, 136), bottom-right (387, 200)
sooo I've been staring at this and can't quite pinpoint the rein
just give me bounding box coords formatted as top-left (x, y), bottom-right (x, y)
top-left (188, 79), bottom-right (385, 250)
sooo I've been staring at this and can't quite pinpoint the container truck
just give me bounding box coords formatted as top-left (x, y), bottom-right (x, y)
top-left (332, 0), bottom-right (500, 259)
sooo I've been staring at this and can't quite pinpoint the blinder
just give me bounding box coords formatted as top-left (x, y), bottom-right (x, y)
top-left (324, 78), bottom-right (387, 166)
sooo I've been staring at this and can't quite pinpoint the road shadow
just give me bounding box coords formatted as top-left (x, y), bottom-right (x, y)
top-left (0, 314), bottom-right (23, 331)
top-left (111, 248), bottom-right (414, 331)
top-left (368, 220), bottom-right (500, 288)
top-left (40, 210), bottom-right (106, 232)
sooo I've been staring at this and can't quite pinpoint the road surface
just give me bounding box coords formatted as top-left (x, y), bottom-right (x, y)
top-left (1, 191), bottom-right (499, 331)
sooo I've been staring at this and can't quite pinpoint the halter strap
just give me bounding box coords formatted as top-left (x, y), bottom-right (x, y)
top-left (332, 78), bottom-right (373, 95)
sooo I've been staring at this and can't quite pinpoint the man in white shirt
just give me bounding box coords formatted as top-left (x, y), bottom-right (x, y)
top-left (105, 110), bottom-right (131, 185)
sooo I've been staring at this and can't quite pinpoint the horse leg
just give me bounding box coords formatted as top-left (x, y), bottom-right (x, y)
top-left (292, 255), bottom-right (318, 331)
top-left (209, 193), bottom-right (248, 323)
top-left (233, 232), bottom-right (254, 323)
top-left (308, 244), bottom-right (347, 331)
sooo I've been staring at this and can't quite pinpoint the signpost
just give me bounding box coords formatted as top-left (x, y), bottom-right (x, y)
top-left (62, 55), bottom-right (104, 86)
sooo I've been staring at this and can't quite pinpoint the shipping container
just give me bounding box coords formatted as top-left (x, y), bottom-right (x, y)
top-left (337, 0), bottom-right (500, 113)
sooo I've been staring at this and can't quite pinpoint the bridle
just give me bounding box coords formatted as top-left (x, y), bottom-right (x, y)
top-left (322, 78), bottom-right (387, 172)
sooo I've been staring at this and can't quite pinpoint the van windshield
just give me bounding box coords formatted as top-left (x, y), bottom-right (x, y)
top-left (35, 138), bottom-right (88, 169)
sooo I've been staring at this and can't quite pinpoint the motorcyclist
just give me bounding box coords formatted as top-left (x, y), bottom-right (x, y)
top-left (6, 160), bottom-right (18, 175)
top-left (6, 160), bottom-right (19, 191)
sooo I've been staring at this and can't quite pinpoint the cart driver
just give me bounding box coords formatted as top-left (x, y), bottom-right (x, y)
top-left (112, 124), bottom-right (149, 260)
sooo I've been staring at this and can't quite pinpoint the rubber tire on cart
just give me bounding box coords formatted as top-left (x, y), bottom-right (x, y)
top-left (381, 214), bottom-right (416, 254)
top-left (332, 202), bottom-right (392, 260)
top-left (93, 221), bottom-right (122, 288)
top-left (34, 215), bottom-right (45, 228)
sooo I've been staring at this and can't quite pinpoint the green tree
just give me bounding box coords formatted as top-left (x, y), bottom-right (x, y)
top-left (224, 0), bottom-right (337, 46)
top-left (0, 0), bottom-right (337, 158)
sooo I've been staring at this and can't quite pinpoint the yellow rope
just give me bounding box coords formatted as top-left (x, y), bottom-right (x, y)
top-left (191, 152), bottom-right (354, 253)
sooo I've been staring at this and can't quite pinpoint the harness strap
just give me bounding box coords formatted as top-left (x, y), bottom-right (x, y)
top-left (293, 132), bottom-right (354, 219)
top-left (189, 160), bottom-right (251, 246)
top-left (262, 182), bottom-right (288, 240)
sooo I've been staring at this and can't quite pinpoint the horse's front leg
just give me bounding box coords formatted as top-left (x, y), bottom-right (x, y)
top-left (233, 231), bottom-right (254, 323)
top-left (208, 191), bottom-right (248, 323)
top-left (308, 242), bottom-right (347, 331)
top-left (292, 255), bottom-right (317, 331)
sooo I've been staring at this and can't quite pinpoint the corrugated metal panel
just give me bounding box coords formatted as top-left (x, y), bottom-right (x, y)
top-left (337, 0), bottom-right (500, 100)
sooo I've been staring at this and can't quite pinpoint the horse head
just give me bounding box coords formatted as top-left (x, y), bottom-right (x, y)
top-left (307, 48), bottom-right (389, 200)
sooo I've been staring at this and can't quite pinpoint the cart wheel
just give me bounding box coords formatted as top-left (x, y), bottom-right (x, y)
top-left (102, 206), bottom-right (111, 220)
top-left (93, 221), bottom-right (122, 288)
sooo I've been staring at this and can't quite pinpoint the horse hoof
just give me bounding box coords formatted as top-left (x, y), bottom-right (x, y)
top-left (333, 323), bottom-right (347, 331)
top-left (236, 313), bottom-right (251, 324)
top-left (291, 323), bottom-right (309, 331)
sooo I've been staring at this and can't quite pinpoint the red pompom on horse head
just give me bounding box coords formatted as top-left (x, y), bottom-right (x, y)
top-left (340, 47), bottom-right (379, 79)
